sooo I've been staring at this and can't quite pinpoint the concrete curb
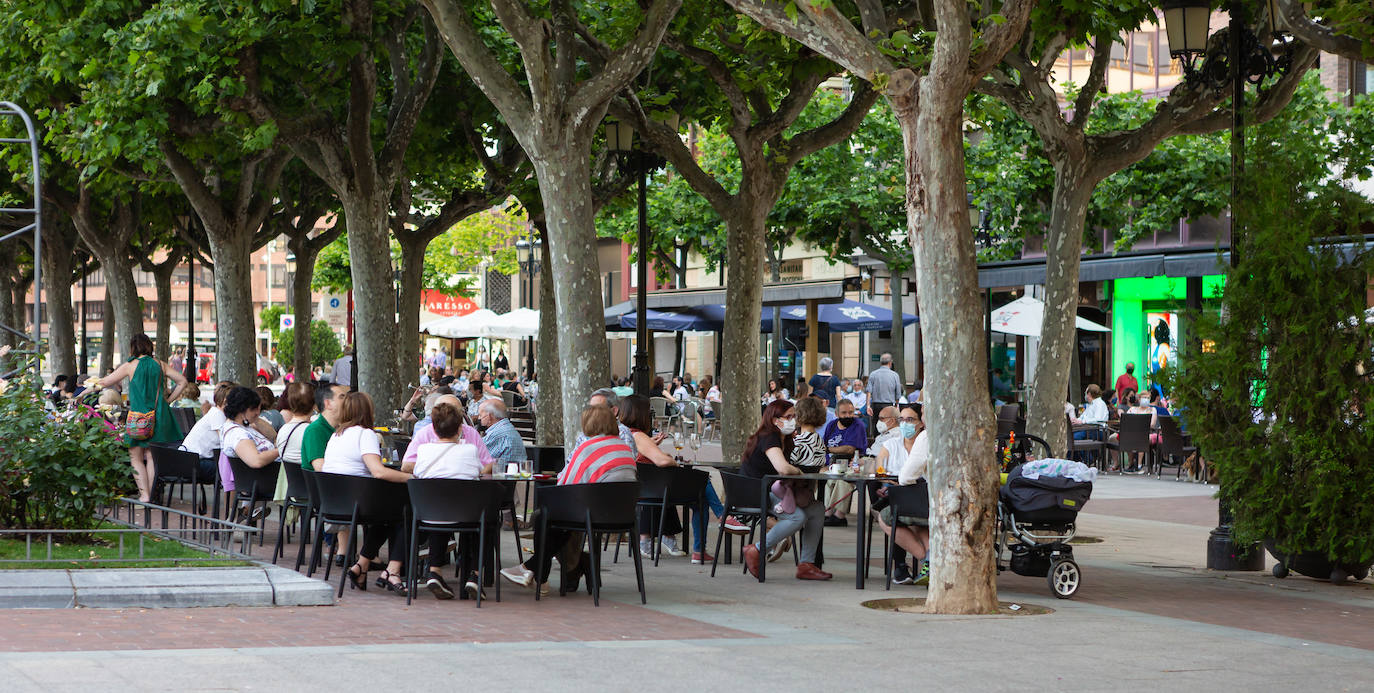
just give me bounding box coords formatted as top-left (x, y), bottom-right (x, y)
top-left (0, 567), bottom-right (334, 609)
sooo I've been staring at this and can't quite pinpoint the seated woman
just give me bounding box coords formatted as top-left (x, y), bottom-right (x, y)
top-left (1125, 391), bottom-right (1161, 473)
top-left (619, 394), bottom-right (687, 559)
top-left (220, 387), bottom-right (280, 522)
top-left (740, 400), bottom-right (831, 581)
top-left (321, 391), bottom-right (413, 595)
top-left (275, 382), bottom-right (315, 469)
top-left (875, 406), bottom-right (931, 586)
top-left (413, 401), bottom-right (493, 600)
top-left (501, 404), bottom-right (636, 592)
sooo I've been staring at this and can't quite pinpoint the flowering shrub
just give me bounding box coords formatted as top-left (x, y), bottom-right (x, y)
top-left (0, 353), bottom-right (130, 530)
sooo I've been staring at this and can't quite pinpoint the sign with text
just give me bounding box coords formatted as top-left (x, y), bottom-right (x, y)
top-left (422, 290), bottom-right (479, 318)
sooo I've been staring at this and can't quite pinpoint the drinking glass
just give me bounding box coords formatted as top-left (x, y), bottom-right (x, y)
top-left (688, 433), bottom-right (701, 464)
top-left (519, 459), bottom-right (533, 478)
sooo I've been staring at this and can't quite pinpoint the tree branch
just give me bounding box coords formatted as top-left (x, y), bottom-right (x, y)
top-left (420, 0), bottom-right (535, 138)
top-left (1071, 32), bottom-right (1114, 129)
top-left (1277, 0), bottom-right (1368, 62)
top-left (786, 81), bottom-right (880, 164)
top-left (571, 0), bottom-right (682, 135)
top-left (787, 0), bottom-right (898, 83)
top-left (969, 0), bottom-right (1036, 80)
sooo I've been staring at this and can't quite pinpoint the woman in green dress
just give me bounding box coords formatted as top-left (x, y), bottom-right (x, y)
top-left (99, 333), bottom-right (189, 502)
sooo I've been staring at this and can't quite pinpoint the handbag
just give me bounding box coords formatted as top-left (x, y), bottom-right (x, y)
top-left (125, 357), bottom-right (162, 441)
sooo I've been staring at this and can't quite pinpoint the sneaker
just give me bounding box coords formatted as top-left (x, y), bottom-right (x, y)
top-left (690, 551), bottom-right (714, 564)
top-left (500, 565), bottom-right (534, 588)
top-left (891, 562), bottom-right (913, 585)
top-left (823, 515), bottom-right (848, 527)
top-left (723, 515), bottom-right (752, 534)
top-left (426, 573), bottom-right (455, 600)
top-left (639, 538), bottom-right (654, 558)
top-left (767, 536), bottom-right (792, 563)
top-left (660, 536), bottom-right (686, 557)
top-left (463, 573), bottom-right (485, 600)
top-left (914, 559), bottom-right (930, 586)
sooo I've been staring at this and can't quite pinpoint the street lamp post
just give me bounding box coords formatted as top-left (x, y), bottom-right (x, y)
top-left (605, 117), bottom-right (653, 396)
top-left (1161, 0), bottom-right (1290, 571)
top-left (79, 251), bottom-right (89, 375)
top-left (516, 237), bottom-right (538, 379)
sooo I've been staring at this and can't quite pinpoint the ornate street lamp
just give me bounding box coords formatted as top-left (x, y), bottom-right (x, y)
top-left (1160, 0), bottom-right (1295, 572)
top-left (605, 113), bottom-right (676, 397)
top-left (515, 236), bottom-right (538, 379)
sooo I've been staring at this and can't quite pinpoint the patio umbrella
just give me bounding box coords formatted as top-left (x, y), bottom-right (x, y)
top-left (776, 299), bottom-right (918, 332)
top-left (422, 308), bottom-right (501, 338)
top-left (990, 296), bottom-right (1110, 338)
top-left (481, 308), bottom-right (540, 339)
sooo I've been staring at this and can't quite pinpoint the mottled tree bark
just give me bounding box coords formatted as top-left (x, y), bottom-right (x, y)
top-left (534, 229), bottom-right (562, 446)
top-left (99, 296), bottom-right (115, 374)
top-left (41, 218), bottom-right (78, 378)
top-left (719, 208), bottom-right (768, 465)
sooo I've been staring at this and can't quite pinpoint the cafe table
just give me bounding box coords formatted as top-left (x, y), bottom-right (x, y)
top-left (755, 471), bottom-right (897, 588)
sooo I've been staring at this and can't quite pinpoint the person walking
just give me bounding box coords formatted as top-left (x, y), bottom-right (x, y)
top-left (866, 353), bottom-right (902, 425)
top-left (1114, 362), bottom-right (1139, 404)
top-left (98, 334), bottom-right (188, 503)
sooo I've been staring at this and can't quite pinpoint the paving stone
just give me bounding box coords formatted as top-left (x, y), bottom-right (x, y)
top-left (0, 572), bottom-right (74, 609)
top-left (263, 567), bottom-right (333, 606)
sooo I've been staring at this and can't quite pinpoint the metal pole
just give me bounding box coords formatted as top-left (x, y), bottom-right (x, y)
top-left (184, 253), bottom-right (196, 383)
top-left (80, 254), bottom-right (89, 374)
top-left (633, 156), bottom-right (650, 396)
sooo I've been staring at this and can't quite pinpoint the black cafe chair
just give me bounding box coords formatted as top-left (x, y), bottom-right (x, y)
top-left (711, 472), bottom-right (798, 580)
top-left (634, 464), bottom-right (709, 566)
top-left (881, 480), bottom-right (930, 591)
top-left (534, 481), bottom-right (645, 606)
top-left (226, 456), bottom-right (281, 551)
top-left (274, 461), bottom-right (312, 565)
top-left (310, 472), bottom-right (410, 598)
top-left (1105, 413), bottom-right (1155, 474)
top-left (405, 478), bottom-right (505, 607)
top-left (1155, 416), bottom-right (1198, 480)
top-left (150, 445), bottom-right (212, 516)
top-left (298, 469), bottom-right (323, 575)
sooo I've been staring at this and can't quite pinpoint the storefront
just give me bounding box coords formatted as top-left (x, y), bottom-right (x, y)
top-left (1109, 275), bottom-right (1224, 395)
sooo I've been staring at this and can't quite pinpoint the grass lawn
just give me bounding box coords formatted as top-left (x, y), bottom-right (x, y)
top-left (0, 525), bottom-right (250, 569)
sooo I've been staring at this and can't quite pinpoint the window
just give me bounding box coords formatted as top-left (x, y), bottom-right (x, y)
top-left (1132, 32), bottom-right (1152, 69)
top-left (133, 269), bottom-right (156, 287)
top-left (87, 301), bottom-right (104, 320)
top-left (171, 301), bottom-right (190, 322)
top-left (271, 265), bottom-right (287, 288)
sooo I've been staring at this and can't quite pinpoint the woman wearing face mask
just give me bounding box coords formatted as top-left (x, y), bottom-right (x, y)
top-left (874, 405), bottom-right (931, 585)
top-left (739, 400), bottom-right (831, 581)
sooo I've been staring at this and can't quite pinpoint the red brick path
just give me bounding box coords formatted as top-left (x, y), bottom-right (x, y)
top-left (0, 588), bottom-right (755, 653)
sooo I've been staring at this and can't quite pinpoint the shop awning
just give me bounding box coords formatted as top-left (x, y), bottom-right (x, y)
top-left (633, 280), bottom-right (848, 309)
top-left (980, 248), bottom-right (1233, 288)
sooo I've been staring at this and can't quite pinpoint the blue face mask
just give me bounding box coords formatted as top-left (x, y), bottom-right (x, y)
top-left (900, 422), bottom-right (918, 439)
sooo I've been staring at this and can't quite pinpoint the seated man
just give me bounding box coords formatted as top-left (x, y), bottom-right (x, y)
top-left (821, 398), bottom-right (868, 527)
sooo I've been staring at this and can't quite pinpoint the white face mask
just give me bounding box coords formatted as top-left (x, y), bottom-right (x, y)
top-left (875, 420), bottom-right (889, 434)
top-left (778, 419), bottom-right (797, 435)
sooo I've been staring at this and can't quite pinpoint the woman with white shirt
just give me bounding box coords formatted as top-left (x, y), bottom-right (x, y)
top-left (220, 387), bottom-right (280, 523)
top-left (322, 391), bottom-right (412, 596)
top-left (413, 402), bottom-right (493, 600)
top-left (875, 406), bottom-right (931, 585)
top-left (274, 382), bottom-right (316, 466)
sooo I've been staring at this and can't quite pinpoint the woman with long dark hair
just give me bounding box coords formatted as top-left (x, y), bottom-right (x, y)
top-left (619, 394), bottom-right (689, 558)
top-left (740, 399), bottom-right (830, 580)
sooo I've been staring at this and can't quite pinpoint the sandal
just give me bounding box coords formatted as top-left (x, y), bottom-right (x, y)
top-left (376, 570), bottom-right (408, 596)
top-left (346, 563), bottom-right (368, 591)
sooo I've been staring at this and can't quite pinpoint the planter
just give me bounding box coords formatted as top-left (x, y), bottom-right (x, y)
top-left (1264, 540), bottom-right (1372, 584)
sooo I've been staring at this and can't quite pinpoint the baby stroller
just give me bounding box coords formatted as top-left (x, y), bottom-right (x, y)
top-left (995, 462), bottom-right (1093, 599)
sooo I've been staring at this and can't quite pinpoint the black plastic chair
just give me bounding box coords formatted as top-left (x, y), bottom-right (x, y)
top-left (1066, 415), bottom-right (1106, 467)
top-left (274, 462), bottom-right (312, 565)
top-left (534, 481), bottom-right (645, 606)
top-left (881, 480), bottom-right (930, 591)
top-left (405, 478), bottom-right (505, 607)
top-left (711, 472), bottom-right (768, 578)
top-left (1155, 416), bottom-right (1197, 480)
top-left (298, 469), bottom-right (323, 574)
top-left (150, 445), bottom-right (212, 515)
top-left (635, 464), bottom-right (709, 566)
top-left (530, 445), bottom-right (566, 474)
top-left (225, 456), bottom-right (281, 551)
top-left (1105, 413), bottom-right (1155, 473)
top-left (309, 472), bottom-right (410, 598)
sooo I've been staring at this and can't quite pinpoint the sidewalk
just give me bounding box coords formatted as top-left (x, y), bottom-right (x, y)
top-left (0, 475), bottom-right (1368, 691)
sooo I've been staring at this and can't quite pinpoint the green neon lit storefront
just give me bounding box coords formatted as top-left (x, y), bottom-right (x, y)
top-left (1110, 275), bottom-right (1225, 393)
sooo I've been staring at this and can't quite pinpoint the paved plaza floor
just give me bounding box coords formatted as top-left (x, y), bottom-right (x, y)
top-left (1, 473), bottom-right (1370, 691)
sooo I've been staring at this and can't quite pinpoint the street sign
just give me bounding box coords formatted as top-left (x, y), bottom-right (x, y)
top-left (319, 294), bottom-right (347, 330)
top-left (279, 314), bottom-right (295, 331)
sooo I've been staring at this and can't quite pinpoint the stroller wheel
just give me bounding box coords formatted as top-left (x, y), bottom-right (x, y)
top-left (1048, 559), bottom-right (1081, 599)
top-left (1272, 563), bottom-right (1289, 579)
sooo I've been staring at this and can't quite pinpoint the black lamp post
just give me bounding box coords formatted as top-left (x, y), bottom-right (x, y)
top-left (1161, 0), bottom-right (1290, 571)
top-left (516, 236), bottom-right (538, 379)
top-left (605, 115), bottom-right (674, 397)
top-left (79, 250), bottom-right (89, 375)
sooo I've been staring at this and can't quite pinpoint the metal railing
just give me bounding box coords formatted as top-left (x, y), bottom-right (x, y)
top-left (103, 496), bottom-right (263, 557)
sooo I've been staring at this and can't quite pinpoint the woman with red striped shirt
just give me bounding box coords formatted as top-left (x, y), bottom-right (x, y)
top-left (501, 405), bottom-right (636, 591)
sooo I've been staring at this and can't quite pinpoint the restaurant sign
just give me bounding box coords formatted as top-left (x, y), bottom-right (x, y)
top-left (423, 290), bottom-right (479, 317)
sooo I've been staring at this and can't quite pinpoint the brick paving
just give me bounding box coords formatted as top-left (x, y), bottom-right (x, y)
top-left (1082, 495), bottom-right (1219, 527)
top-left (0, 587), bottom-right (754, 653)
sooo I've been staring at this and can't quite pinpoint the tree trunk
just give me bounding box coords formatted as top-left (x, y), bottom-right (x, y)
top-left (534, 229), bottom-right (563, 446)
top-left (41, 230), bottom-right (77, 378)
top-left (720, 207), bottom-right (768, 465)
top-left (767, 246), bottom-right (782, 388)
top-left (530, 151), bottom-right (611, 447)
top-left (289, 242), bottom-right (318, 380)
top-left (396, 234), bottom-right (427, 387)
top-left (103, 259), bottom-right (143, 366)
top-left (341, 196), bottom-right (401, 411)
top-left (153, 265), bottom-right (173, 361)
top-left (895, 65), bottom-right (999, 614)
top-left (888, 262), bottom-right (905, 384)
top-left (99, 296), bottom-right (115, 374)
top-left (1027, 163), bottom-right (1094, 456)
top-left (201, 224), bottom-right (259, 386)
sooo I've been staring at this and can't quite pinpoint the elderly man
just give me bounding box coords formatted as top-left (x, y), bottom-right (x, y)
top-left (866, 353), bottom-right (902, 423)
top-left (478, 398), bottom-right (528, 465)
top-left (577, 387), bottom-right (640, 452)
top-left (871, 406), bottom-right (901, 447)
top-left (401, 394), bottom-right (495, 470)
